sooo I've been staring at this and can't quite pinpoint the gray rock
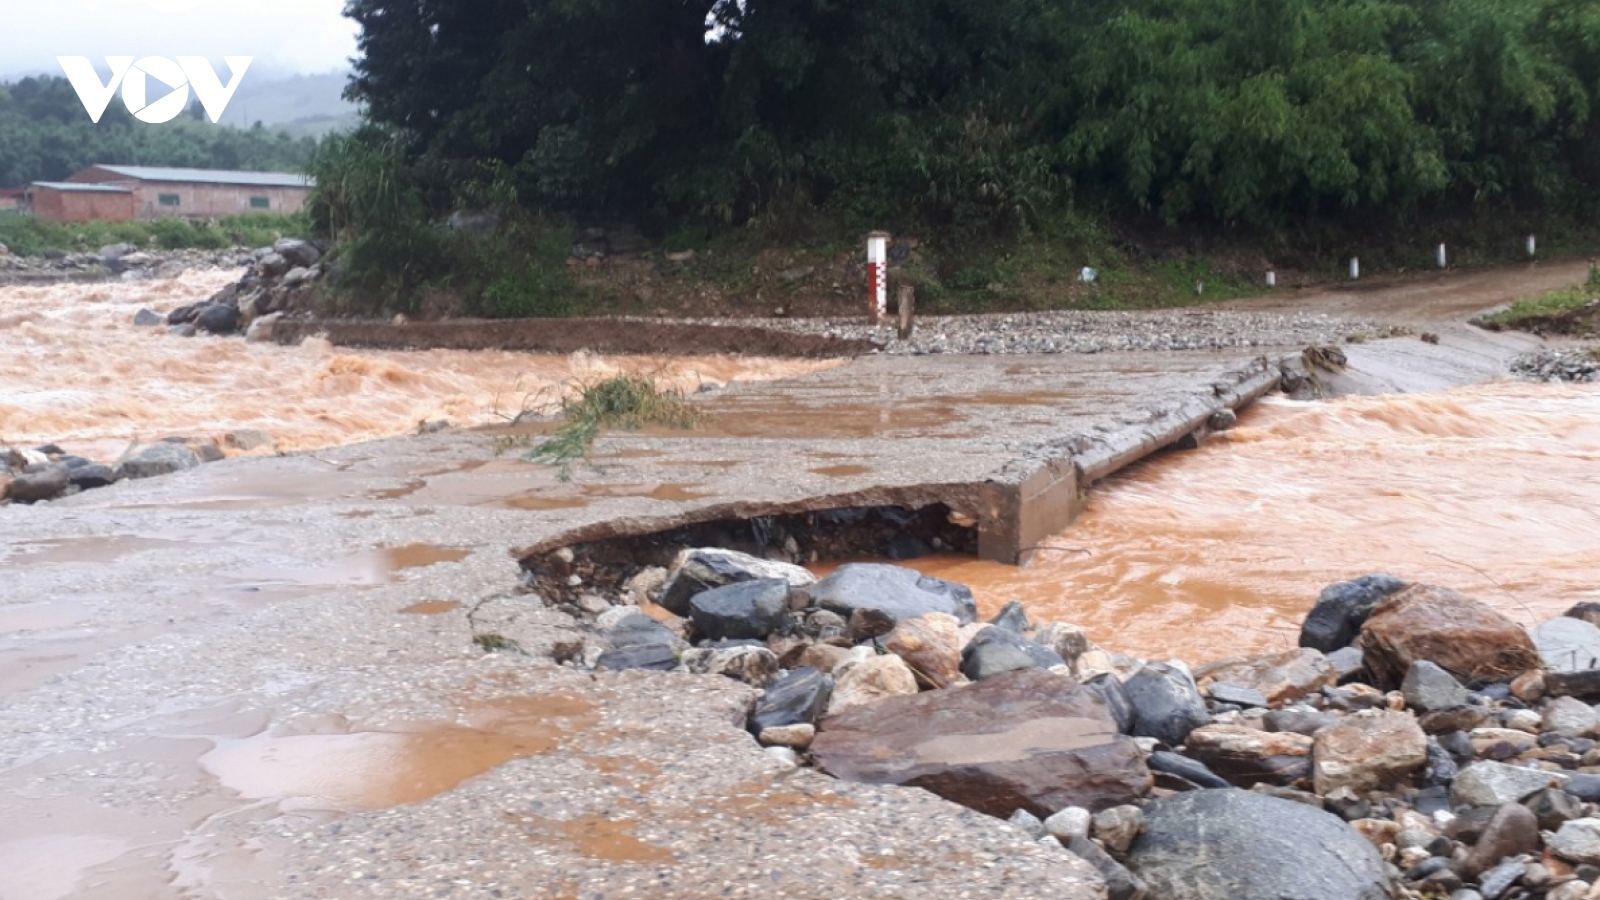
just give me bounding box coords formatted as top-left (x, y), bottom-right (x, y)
top-left (659, 548), bottom-right (816, 616)
top-left (1126, 789), bottom-right (1390, 900)
top-left (1147, 750), bottom-right (1230, 789)
top-left (1208, 682), bottom-right (1269, 708)
top-left (1085, 673), bottom-right (1135, 734)
top-left (194, 304), bottom-right (240, 335)
top-left (1007, 809), bottom-right (1046, 839)
top-left (257, 252), bottom-right (290, 278)
top-left (1093, 805), bottom-right (1145, 853)
top-left (1451, 762), bottom-right (1569, 807)
top-left (1548, 818), bottom-right (1600, 865)
top-left (272, 238), bottom-right (321, 268)
top-left (1300, 574), bottom-right (1408, 652)
top-left (7, 464), bottom-right (70, 502)
top-left (167, 323), bottom-right (196, 338)
top-left (1422, 738), bottom-right (1458, 787)
top-left (1404, 661), bottom-right (1469, 712)
top-left (1544, 696), bottom-right (1600, 736)
top-left (688, 578), bottom-right (790, 641)
top-left (1045, 806), bottom-right (1092, 842)
top-left (603, 612), bottom-right (680, 649)
top-left (116, 443), bottom-right (201, 480)
top-left (1477, 860), bottom-right (1522, 900)
top-left (1066, 835), bottom-right (1147, 900)
top-left (1534, 618), bottom-right (1600, 674)
top-left (447, 210), bottom-right (500, 234)
top-left (594, 642), bottom-right (677, 672)
top-left (960, 625), bottom-right (1064, 680)
top-left (1327, 646), bottom-right (1365, 682)
top-left (1567, 773), bottom-right (1600, 802)
top-left (1125, 663), bottom-right (1210, 746)
top-left (1462, 802), bottom-right (1540, 877)
top-left (806, 563), bottom-right (977, 625)
top-left (1263, 707), bottom-right (1339, 736)
top-left (748, 667), bottom-right (833, 733)
top-left (133, 308), bottom-right (165, 327)
top-left (281, 266), bottom-right (317, 287)
top-left (99, 242), bottom-right (136, 261)
top-left (66, 463), bottom-right (117, 490)
top-left (1523, 786), bottom-right (1584, 831)
top-left (680, 645), bottom-right (779, 686)
top-left (989, 600), bottom-right (1030, 634)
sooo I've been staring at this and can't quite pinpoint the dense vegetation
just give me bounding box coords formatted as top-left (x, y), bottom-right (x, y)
top-left (310, 0), bottom-right (1600, 315)
top-left (0, 212), bottom-right (305, 257)
top-left (0, 75), bottom-right (318, 186)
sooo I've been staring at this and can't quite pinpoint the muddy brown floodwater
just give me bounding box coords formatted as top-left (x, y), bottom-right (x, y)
top-left (905, 381), bottom-right (1600, 663)
top-left (0, 272), bottom-right (839, 460)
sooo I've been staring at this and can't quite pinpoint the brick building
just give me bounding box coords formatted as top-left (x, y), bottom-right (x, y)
top-left (24, 182), bottom-right (138, 224)
top-left (27, 165), bottom-right (313, 222)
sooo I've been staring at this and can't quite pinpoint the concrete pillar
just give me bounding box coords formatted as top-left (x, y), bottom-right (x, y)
top-left (1349, 257), bottom-right (1360, 280)
top-left (1436, 244), bottom-right (1447, 269)
top-left (866, 232), bottom-right (890, 324)
top-left (1527, 234), bottom-right (1537, 258)
top-left (1265, 270), bottom-right (1276, 288)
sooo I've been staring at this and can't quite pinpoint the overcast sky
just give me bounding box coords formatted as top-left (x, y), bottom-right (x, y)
top-left (0, 0), bottom-right (358, 80)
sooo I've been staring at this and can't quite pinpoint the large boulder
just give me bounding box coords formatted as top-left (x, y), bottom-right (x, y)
top-left (1124, 663), bottom-right (1210, 746)
top-left (1359, 584), bottom-right (1539, 687)
top-left (600, 611), bottom-right (680, 649)
top-left (1126, 789), bottom-right (1391, 900)
top-left (1299, 575), bottom-right (1408, 652)
top-left (679, 644), bottom-right (779, 685)
top-left (116, 443), bottom-right (201, 480)
top-left (959, 625), bottom-right (1064, 681)
top-left (1451, 761), bottom-right (1569, 807)
top-left (7, 464), bottom-right (70, 503)
top-left (194, 303), bottom-right (240, 335)
top-left (1311, 709), bottom-right (1428, 794)
top-left (273, 238), bottom-right (322, 268)
top-left (748, 667), bottom-right (833, 733)
top-left (804, 563), bottom-right (977, 626)
top-left (687, 578), bottom-right (790, 641)
top-left (882, 613), bottom-right (963, 689)
top-left (659, 548), bottom-right (815, 616)
top-left (1400, 660), bottom-right (1468, 711)
top-left (811, 669), bottom-right (1151, 817)
top-left (1533, 618), bottom-right (1600, 675)
top-left (1198, 648), bottom-right (1336, 704)
top-left (826, 654), bottom-right (919, 715)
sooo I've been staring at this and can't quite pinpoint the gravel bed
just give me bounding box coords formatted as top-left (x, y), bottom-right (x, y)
top-left (700, 308), bottom-right (1381, 355)
top-left (1510, 348), bottom-right (1600, 383)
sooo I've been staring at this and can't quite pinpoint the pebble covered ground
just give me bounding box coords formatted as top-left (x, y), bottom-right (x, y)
top-left (1510, 348), bottom-right (1600, 383)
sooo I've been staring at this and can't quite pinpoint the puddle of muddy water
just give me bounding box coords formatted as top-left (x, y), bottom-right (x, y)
top-left (401, 600), bottom-right (461, 615)
top-left (2, 535), bottom-right (192, 568)
top-left (238, 544), bottom-right (470, 588)
top-left (550, 815), bottom-right (674, 863)
top-left (202, 695), bottom-right (597, 812)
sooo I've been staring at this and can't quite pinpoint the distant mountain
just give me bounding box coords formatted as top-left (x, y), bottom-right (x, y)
top-left (220, 70), bottom-right (358, 136)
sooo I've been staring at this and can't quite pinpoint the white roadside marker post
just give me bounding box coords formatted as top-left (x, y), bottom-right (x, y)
top-left (867, 232), bottom-right (890, 324)
top-left (1265, 270), bottom-right (1276, 288)
top-left (1527, 234), bottom-right (1538, 259)
top-left (1437, 244), bottom-right (1448, 269)
top-left (1349, 257), bottom-right (1360, 280)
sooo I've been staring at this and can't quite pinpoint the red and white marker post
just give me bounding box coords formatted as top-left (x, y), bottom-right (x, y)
top-left (866, 231), bottom-right (890, 324)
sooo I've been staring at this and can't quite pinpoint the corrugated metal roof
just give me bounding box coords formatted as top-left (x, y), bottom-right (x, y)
top-left (30, 181), bottom-right (135, 193)
top-left (86, 165), bottom-right (314, 188)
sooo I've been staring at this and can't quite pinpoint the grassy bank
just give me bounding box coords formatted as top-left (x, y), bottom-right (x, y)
top-left (0, 212), bottom-right (309, 256)
top-left (1476, 267), bottom-right (1600, 335)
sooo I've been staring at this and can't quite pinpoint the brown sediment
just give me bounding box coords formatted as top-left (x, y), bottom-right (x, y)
top-left (810, 464), bottom-right (872, 477)
top-left (400, 600), bottom-right (461, 615)
top-left (550, 815), bottom-right (675, 863)
top-left (369, 480), bottom-right (426, 500)
top-left (385, 544), bottom-right (471, 571)
top-left (502, 493), bottom-right (593, 511)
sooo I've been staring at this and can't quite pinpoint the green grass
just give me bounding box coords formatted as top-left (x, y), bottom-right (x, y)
top-left (528, 375), bottom-right (704, 479)
top-left (1477, 270), bottom-right (1600, 331)
top-left (0, 211), bottom-right (308, 255)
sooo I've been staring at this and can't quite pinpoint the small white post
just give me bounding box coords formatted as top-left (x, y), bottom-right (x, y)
top-left (1194, 279), bottom-right (1204, 297)
top-left (1349, 257), bottom-right (1360, 280)
top-left (866, 231), bottom-right (890, 324)
top-left (1526, 234), bottom-right (1537, 258)
top-left (1436, 244), bottom-right (1447, 269)
top-left (1264, 270), bottom-right (1276, 288)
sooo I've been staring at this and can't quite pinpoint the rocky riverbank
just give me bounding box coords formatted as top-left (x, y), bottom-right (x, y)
top-left (1511, 349), bottom-right (1600, 384)
top-left (512, 547), bottom-right (1600, 900)
top-left (0, 242), bottom-right (245, 283)
top-left (0, 431), bottom-right (274, 505)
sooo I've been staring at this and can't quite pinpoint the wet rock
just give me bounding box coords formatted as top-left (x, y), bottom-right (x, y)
top-left (194, 303), bottom-right (240, 335)
top-left (989, 601), bottom-right (1029, 634)
top-left (257, 251), bottom-right (290, 278)
top-left (1126, 789), bottom-right (1390, 900)
top-left (806, 563), bottom-right (977, 625)
top-left (245, 312), bottom-right (282, 343)
top-left (1452, 762), bottom-right (1568, 807)
top-left (796, 642), bottom-right (852, 673)
top-left (660, 548), bottom-right (815, 616)
top-left (881, 612), bottom-right (962, 689)
top-left (133, 308), bottom-right (164, 327)
top-left (1523, 786), bottom-right (1583, 831)
top-left (1199, 648), bottom-right (1336, 704)
top-left (116, 443), bottom-right (201, 480)
top-left (1125, 663), bottom-right (1210, 746)
top-left (1034, 622), bottom-right (1093, 668)
top-left (1208, 682), bottom-right (1269, 708)
top-left (1093, 805), bottom-right (1145, 853)
top-left (826, 654), bottom-right (919, 714)
top-left (1085, 673), bottom-right (1135, 734)
top-left (66, 463), bottom-right (116, 490)
top-left (281, 266), bottom-right (318, 288)
top-left (1422, 738), bottom-right (1459, 787)
top-left (846, 607), bottom-right (897, 644)
top-left (1419, 705), bottom-right (1490, 734)
top-left (688, 578), bottom-right (790, 642)
top-left (222, 429), bottom-right (275, 452)
top-left (1185, 724), bottom-right (1313, 786)
top-left (1312, 709), bottom-right (1427, 794)
top-left (1045, 806), bottom-right (1092, 842)
top-left (758, 723), bottom-right (814, 749)
top-left (99, 242), bottom-right (136, 262)
top-left (1147, 750), bottom-right (1230, 790)
top-left (7, 464), bottom-right (70, 502)
top-left (595, 642), bottom-right (678, 671)
top-left (1534, 618), bottom-right (1600, 675)
top-left (1568, 603), bottom-right (1600, 628)
top-left (1511, 669), bottom-right (1546, 702)
top-left (811, 669), bottom-right (1151, 817)
top-left (1463, 803), bottom-right (1540, 877)
top-left (1264, 707), bottom-right (1339, 736)
top-left (1065, 835), bottom-right (1147, 900)
top-left (1008, 808), bottom-right (1047, 839)
top-left (749, 667), bottom-right (833, 732)
top-left (681, 644), bottom-right (779, 685)
top-left (1549, 818), bottom-right (1600, 865)
top-left (167, 323), bottom-right (196, 338)
top-left (1360, 584), bottom-right (1540, 688)
top-left (1300, 574), bottom-right (1408, 652)
top-left (1403, 661), bottom-right (1470, 711)
top-left (960, 626), bottom-right (1064, 681)
top-left (1327, 646), bottom-right (1365, 682)
top-left (1478, 859), bottom-right (1523, 900)
top-left (1567, 773), bottom-right (1600, 802)
top-left (1470, 726), bottom-right (1537, 756)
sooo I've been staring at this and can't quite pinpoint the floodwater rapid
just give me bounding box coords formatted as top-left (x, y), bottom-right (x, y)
top-left (912, 381), bottom-right (1600, 663)
top-left (0, 271), bottom-right (837, 460)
